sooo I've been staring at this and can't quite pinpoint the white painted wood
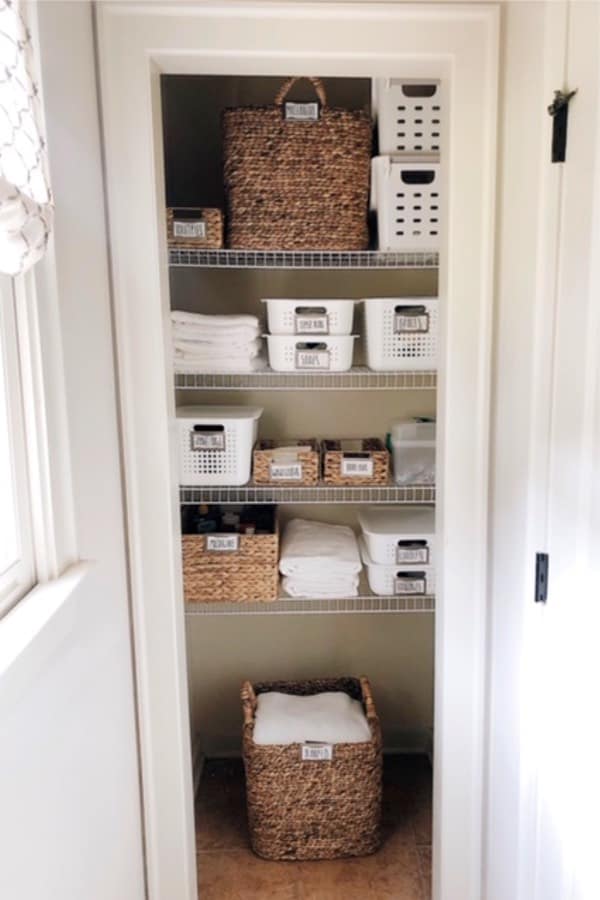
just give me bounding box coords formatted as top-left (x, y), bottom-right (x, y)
top-left (96, 4), bottom-right (499, 899)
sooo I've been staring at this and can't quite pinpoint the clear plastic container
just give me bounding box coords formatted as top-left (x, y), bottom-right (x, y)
top-left (390, 419), bottom-right (436, 485)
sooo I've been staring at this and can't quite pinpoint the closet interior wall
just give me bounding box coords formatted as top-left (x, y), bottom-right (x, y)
top-left (163, 75), bottom-right (437, 757)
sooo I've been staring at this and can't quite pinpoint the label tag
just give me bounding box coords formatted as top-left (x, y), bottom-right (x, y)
top-left (174, 219), bottom-right (206, 239)
top-left (341, 456), bottom-right (374, 478)
top-left (206, 534), bottom-right (240, 553)
top-left (301, 743), bottom-right (333, 761)
top-left (285, 102), bottom-right (319, 121)
top-left (191, 430), bottom-right (225, 451)
top-left (295, 349), bottom-right (330, 370)
top-left (295, 313), bottom-right (329, 334)
top-left (394, 574), bottom-right (427, 595)
top-left (270, 461), bottom-right (303, 481)
top-left (396, 543), bottom-right (429, 565)
top-left (394, 310), bottom-right (429, 334)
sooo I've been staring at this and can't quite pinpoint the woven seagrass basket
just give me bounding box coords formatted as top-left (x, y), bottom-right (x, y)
top-left (253, 439), bottom-right (320, 486)
top-left (321, 438), bottom-right (390, 486)
top-left (223, 77), bottom-right (372, 250)
top-left (242, 676), bottom-right (382, 861)
top-left (167, 207), bottom-right (224, 250)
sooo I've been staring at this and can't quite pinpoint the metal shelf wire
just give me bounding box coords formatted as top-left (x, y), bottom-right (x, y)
top-left (169, 248), bottom-right (439, 270)
top-left (179, 483), bottom-right (435, 505)
top-left (174, 367), bottom-right (437, 391)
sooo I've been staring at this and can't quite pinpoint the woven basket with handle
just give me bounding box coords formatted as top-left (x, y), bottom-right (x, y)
top-left (223, 77), bottom-right (372, 250)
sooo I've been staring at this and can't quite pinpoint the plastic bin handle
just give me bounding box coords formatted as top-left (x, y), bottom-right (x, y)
top-left (275, 77), bottom-right (327, 107)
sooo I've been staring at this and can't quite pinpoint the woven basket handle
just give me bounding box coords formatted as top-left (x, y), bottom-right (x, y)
top-left (360, 676), bottom-right (377, 720)
top-left (241, 681), bottom-right (257, 726)
top-left (275, 77), bottom-right (327, 108)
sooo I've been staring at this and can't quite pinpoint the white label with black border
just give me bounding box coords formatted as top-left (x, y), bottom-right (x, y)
top-left (301, 743), bottom-right (333, 761)
top-left (394, 311), bottom-right (429, 334)
top-left (341, 457), bottom-right (374, 478)
top-left (396, 544), bottom-right (429, 565)
top-left (295, 349), bottom-right (330, 370)
top-left (270, 462), bottom-right (303, 481)
top-left (295, 313), bottom-right (329, 334)
top-left (285, 102), bottom-right (319, 121)
top-left (394, 574), bottom-right (427, 595)
top-left (206, 534), bottom-right (240, 553)
top-left (191, 430), bottom-right (225, 451)
top-left (174, 220), bottom-right (206, 239)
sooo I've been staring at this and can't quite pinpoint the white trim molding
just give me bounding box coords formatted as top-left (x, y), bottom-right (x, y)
top-left (96, 4), bottom-right (499, 899)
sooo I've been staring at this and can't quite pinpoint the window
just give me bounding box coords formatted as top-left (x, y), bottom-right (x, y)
top-left (0, 273), bottom-right (35, 615)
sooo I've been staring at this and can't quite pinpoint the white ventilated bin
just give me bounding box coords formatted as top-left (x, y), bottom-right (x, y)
top-left (177, 405), bottom-right (262, 486)
top-left (359, 538), bottom-right (435, 596)
top-left (391, 419), bottom-right (436, 486)
top-left (363, 297), bottom-right (437, 371)
top-left (371, 156), bottom-right (441, 252)
top-left (265, 335), bottom-right (357, 373)
top-left (261, 299), bottom-right (356, 335)
top-left (372, 79), bottom-right (442, 155)
top-left (358, 505), bottom-right (435, 567)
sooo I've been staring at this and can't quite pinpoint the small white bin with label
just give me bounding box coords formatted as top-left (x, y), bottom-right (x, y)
top-left (177, 405), bottom-right (262, 486)
top-left (358, 505), bottom-right (435, 566)
top-left (363, 297), bottom-right (437, 371)
top-left (265, 335), bottom-right (357, 373)
top-left (359, 538), bottom-right (435, 596)
top-left (391, 419), bottom-right (436, 486)
top-left (261, 299), bottom-right (356, 336)
top-left (372, 79), bottom-right (442, 155)
top-left (371, 155), bottom-right (441, 252)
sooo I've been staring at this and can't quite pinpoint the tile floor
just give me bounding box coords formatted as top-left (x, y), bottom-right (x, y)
top-left (196, 755), bottom-right (432, 899)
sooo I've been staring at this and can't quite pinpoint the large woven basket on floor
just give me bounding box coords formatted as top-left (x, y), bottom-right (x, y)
top-left (223, 77), bottom-right (372, 250)
top-left (241, 676), bottom-right (382, 861)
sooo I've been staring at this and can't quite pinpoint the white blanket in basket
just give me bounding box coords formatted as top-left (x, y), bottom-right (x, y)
top-left (253, 691), bottom-right (371, 746)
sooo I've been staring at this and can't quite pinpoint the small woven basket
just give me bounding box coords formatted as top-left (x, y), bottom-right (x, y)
top-left (242, 676), bottom-right (382, 861)
top-left (253, 439), bottom-right (320, 486)
top-left (321, 438), bottom-right (390, 485)
top-left (223, 77), bottom-right (372, 250)
top-left (167, 207), bottom-right (224, 250)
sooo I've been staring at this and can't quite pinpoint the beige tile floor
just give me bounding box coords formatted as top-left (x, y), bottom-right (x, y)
top-left (196, 755), bottom-right (432, 899)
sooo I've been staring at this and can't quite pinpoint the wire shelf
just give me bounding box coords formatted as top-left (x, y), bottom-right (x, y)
top-left (174, 367), bottom-right (437, 391)
top-left (179, 483), bottom-right (435, 505)
top-left (184, 590), bottom-right (435, 617)
top-left (169, 248), bottom-right (439, 270)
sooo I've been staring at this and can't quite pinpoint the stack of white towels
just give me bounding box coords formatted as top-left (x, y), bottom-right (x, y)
top-left (172, 310), bottom-right (265, 373)
top-left (279, 518), bottom-right (362, 599)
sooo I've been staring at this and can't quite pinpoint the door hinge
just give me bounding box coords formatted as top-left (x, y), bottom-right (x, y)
top-left (535, 553), bottom-right (549, 604)
top-left (547, 89), bottom-right (577, 163)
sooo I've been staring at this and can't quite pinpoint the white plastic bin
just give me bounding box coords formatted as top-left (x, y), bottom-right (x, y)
top-left (265, 335), bottom-right (357, 372)
top-left (358, 505), bottom-right (435, 566)
top-left (371, 156), bottom-right (441, 252)
top-left (359, 538), bottom-right (435, 596)
top-left (261, 299), bottom-right (355, 336)
top-left (390, 419), bottom-right (436, 485)
top-left (372, 79), bottom-right (442, 155)
top-left (177, 405), bottom-right (262, 486)
top-left (363, 297), bottom-right (437, 371)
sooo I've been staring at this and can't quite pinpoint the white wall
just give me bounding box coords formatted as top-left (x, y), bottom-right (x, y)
top-left (0, 4), bottom-right (145, 899)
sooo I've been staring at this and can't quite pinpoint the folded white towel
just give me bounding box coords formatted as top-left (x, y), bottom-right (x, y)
top-left (172, 323), bottom-right (260, 344)
top-left (282, 575), bottom-right (359, 599)
top-left (253, 691), bottom-right (371, 746)
top-left (173, 337), bottom-right (262, 360)
top-left (174, 356), bottom-right (268, 374)
top-left (171, 310), bottom-right (260, 330)
top-left (279, 519), bottom-right (362, 578)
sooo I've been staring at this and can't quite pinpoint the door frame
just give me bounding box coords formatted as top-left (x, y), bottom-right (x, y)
top-left (96, 4), bottom-right (499, 898)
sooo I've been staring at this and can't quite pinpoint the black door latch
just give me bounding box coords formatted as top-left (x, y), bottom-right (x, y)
top-left (547, 89), bottom-right (577, 163)
top-left (535, 553), bottom-right (549, 604)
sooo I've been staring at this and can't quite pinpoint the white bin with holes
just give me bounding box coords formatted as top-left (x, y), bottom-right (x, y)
top-left (265, 334), bottom-right (357, 372)
top-left (359, 538), bottom-right (435, 596)
top-left (177, 406), bottom-right (262, 486)
top-left (372, 79), bottom-right (442, 155)
top-left (371, 156), bottom-right (441, 252)
top-left (358, 505), bottom-right (435, 567)
top-left (363, 297), bottom-right (437, 371)
top-left (391, 419), bottom-right (436, 485)
top-left (261, 299), bottom-right (356, 336)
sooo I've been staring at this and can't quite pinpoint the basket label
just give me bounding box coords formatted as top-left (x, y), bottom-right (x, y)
top-left (285, 102), bottom-right (319, 121)
top-left (341, 456), bottom-right (374, 477)
top-left (394, 573), bottom-right (427, 595)
top-left (295, 313), bottom-right (329, 334)
top-left (206, 534), bottom-right (240, 553)
top-left (396, 542), bottom-right (429, 565)
top-left (191, 429), bottom-right (225, 451)
top-left (301, 743), bottom-right (333, 761)
top-left (174, 219), bottom-right (206, 239)
top-left (394, 308), bottom-right (430, 334)
top-left (295, 348), bottom-right (330, 370)
top-left (270, 461), bottom-right (303, 481)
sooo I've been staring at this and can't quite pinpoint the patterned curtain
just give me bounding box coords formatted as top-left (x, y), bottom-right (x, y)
top-left (0, 0), bottom-right (52, 275)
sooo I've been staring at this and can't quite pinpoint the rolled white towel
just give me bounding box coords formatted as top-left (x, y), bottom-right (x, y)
top-left (279, 518), bottom-right (362, 577)
top-left (253, 691), bottom-right (371, 745)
